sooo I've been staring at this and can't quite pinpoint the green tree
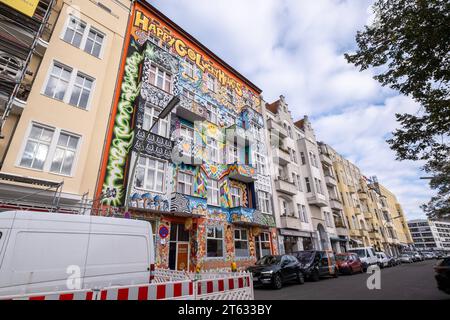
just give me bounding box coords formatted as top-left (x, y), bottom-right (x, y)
top-left (345, 0), bottom-right (449, 219)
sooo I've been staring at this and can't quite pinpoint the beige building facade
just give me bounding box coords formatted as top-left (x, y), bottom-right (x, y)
top-left (0, 0), bottom-right (132, 211)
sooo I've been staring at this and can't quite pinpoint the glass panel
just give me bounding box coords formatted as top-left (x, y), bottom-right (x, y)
top-left (33, 144), bottom-right (49, 170)
top-left (135, 167), bottom-right (144, 188)
top-left (20, 141), bottom-right (36, 167)
top-left (68, 136), bottom-right (79, 149)
top-left (57, 133), bottom-right (69, 147)
top-left (50, 148), bottom-right (64, 173)
top-left (61, 150), bottom-right (75, 175)
top-left (29, 126), bottom-right (41, 139)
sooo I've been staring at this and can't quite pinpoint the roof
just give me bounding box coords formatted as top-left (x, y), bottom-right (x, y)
top-left (139, 0), bottom-right (262, 94)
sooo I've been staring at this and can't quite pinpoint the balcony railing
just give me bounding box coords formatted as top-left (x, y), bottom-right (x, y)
top-left (267, 118), bottom-right (288, 138)
top-left (228, 164), bottom-right (257, 183)
top-left (275, 178), bottom-right (298, 196)
top-left (170, 192), bottom-right (208, 217)
top-left (324, 174), bottom-right (337, 186)
top-left (307, 194), bottom-right (328, 208)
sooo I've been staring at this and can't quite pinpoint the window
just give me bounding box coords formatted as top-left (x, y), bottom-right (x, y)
top-left (69, 73), bottom-right (94, 109)
top-left (207, 226), bottom-right (223, 258)
top-left (296, 174), bottom-right (303, 191)
top-left (226, 87), bottom-right (235, 104)
top-left (177, 172), bottom-right (193, 195)
top-left (231, 187), bottom-right (241, 208)
top-left (143, 105), bottom-right (169, 137)
top-left (63, 16), bottom-right (86, 48)
top-left (234, 229), bottom-right (249, 257)
top-left (300, 205), bottom-right (308, 223)
top-left (149, 64), bottom-right (172, 93)
top-left (50, 132), bottom-right (80, 175)
top-left (84, 28), bottom-right (104, 58)
top-left (305, 177), bottom-right (312, 193)
top-left (44, 62), bottom-right (95, 109)
top-left (207, 137), bottom-right (219, 163)
top-left (185, 60), bottom-right (195, 78)
top-left (62, 15), bottom-right (105, 58)
top-left (227, 145), bottom-right (239, 164)
top-left (314, 178), bottom-right (323, 194)
top-left (44, 63), bottom-right (72, 101)
top-left (280, 198), bottom-right (289, 216)
top-left (309, 152), bottom-right (318, 167)
top-left (207, 74), bottom-right (216, 92)
top-left (255, 232), bottom-right (271, 260)
top-left (20, 124), bottom-right (54, 170)
top-left (258, 191), bottom-right (271, 214)
top-left (135, 157), bottom-right (165, 192)
top-left (325, 212), bottom-right (333, 228)
top-left (207, 179), bottom-right (220, 206)
top-left (255, 153), bottom-right (266, 175)
top-left (207, 102), bottom-right (217, 124)
top-left (300, 152), bottom-right (306, 165)
top-left (288, 126), bottom-right (293, 139)
top-left (20, 123), bottom-right (81, 176)
top-left (292, 149), bottom-right (297, 163)
top-left (180, 125), bottom-right (194, 157)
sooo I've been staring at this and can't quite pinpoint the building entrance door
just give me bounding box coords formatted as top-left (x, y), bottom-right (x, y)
top-left (168, 223), bottom-right (190, 271)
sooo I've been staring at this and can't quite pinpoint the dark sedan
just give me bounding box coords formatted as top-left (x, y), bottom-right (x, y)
top-left (247, 255), bottom-right (305, 290)
top-left (435, 257), bottom-right (450, 294)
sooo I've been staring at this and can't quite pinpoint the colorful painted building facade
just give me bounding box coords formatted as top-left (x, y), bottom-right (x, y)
top-left (95, 1), bottom-right (277, 271)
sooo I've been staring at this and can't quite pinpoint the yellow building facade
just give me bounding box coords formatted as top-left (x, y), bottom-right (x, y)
top-left (0, 0), bottom-right (132, 210)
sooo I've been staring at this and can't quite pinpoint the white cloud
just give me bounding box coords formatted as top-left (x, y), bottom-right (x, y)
top-left (150, 0), bottom-right (433, 219)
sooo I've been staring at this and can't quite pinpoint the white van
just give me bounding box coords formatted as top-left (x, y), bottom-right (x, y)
top-left (348, 247), bottom-right (378, 271)
top-left (0, 211), bottom-right (155, 296)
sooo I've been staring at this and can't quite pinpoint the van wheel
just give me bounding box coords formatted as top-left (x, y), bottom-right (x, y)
top-left (272, 273), bottom-right (283, 290)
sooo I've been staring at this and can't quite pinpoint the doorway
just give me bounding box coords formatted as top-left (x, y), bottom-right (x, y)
top-left (168, 223), bottom-right (190, 271)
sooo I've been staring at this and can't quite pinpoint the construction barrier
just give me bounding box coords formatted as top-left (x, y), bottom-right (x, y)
top-left (0, 272), bottom-right (254, 300)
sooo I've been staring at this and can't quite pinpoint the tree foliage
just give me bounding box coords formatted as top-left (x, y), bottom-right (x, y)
top-left (345, 0), bottom-right (450, 219)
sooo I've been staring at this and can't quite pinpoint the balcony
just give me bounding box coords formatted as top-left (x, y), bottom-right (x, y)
top-left (280, 215), bottom-right (303, 230)
top-left (267, 118), bottom-right (288, 138)
top-left (307, 194), bottom-right (328, 208)
top-left (132, 130), bottom-right (174, 161)
top-left (225, 124), bottom-right (254, 147)
top-left (228, 164), bottom-right (257, 183)
top-left (348, 185), bottom-right (356, 193)
top-left (324, 174), bottom-right (337, 187)
top-left (176, 95), bottom-right (208, 122)
top-left (320, 153), bottom-right (333, 166)
top-left (329, 198), bottom-right (343, 210)
top-left (275, 178), bottom-right (298, 196)
top-left (170, 193), bottom-right (208, 217)
top-left (228, 207), bottom-right (274, 227)
top-left (275, 148), bottom-right (291, 165)
top-left (358, 190), bottom-right (368, 200)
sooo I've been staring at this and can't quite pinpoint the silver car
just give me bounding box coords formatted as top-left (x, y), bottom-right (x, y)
top-left (399, 254), bottom-right (413, 263)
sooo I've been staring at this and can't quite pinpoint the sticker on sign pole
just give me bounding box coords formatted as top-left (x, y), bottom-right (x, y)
top-left (159, 225), bottom-right (169, 239)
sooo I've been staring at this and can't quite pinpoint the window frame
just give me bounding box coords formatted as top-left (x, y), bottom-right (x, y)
top-left (207, 178), bottom-right (220, 207)
top-left (177, 171), bottom-right (194, 196)
top-left (206, 226), bottom-right (224, 258)
top-left (17, 122), bottom-right (81, 177)
top-left (42, 60), bottom-right (96, 110)
top-left (61, 14), bottom-right (106, 59)
top-left (234, 228), bottom-right (249, 257)
top-left (230, 186), bottom-right (241, 208)
top-left (148, 63), bottom-right (173, 94)
top-left (134, 156), bottom-right (166, 193)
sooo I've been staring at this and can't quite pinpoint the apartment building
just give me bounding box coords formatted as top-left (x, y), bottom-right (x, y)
top-left (95, 1), bottom-right (277, 271)
top-left (264, 97), bottom-right (315, 254)
top-left (408, 219), bottom-right (450, 252)
top-left (264, 96), bottom-right (341, 253)
top-left (0, 0), bottom-right (132, 211)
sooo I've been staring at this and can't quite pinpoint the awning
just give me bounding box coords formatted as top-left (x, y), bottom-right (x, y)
top-left (279, 229), bottom-right (312, 238)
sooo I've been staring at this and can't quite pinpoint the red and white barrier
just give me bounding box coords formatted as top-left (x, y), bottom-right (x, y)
top-left (0, 273), bottom-right (253, 300)
top-left (1, 289), bottom-right (95, 300)
top-left (98, 280), bottom-right (193, 300)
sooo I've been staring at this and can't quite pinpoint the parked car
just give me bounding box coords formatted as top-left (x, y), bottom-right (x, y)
top-left (434, 257), bottom-right (450, 294)
top-left (293, 250), bottom-right (339, 281)
top-left (399, 254), bottom-right (413, 264)
top-left (436, 251), bottom-right (449, 259)
top-left (335, 253), bottom-right (364, 275)
top-left (348, 247), bottom-right (378, 271)
top-left (422, 252), bottom-right (435, 260)
top-left (376, 252), bottom-right (390, 268)
top-left (0, 211), bottom-right (155, 297)
top-left (247, 255), bottom-right (304, 290)
top-left (410, 252), bottom-right (424, 262)
top-left (387, 255), bottom-right (400, 267)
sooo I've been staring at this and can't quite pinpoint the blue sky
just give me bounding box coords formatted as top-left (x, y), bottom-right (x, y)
top-left (150, 0), bottom-right (433, 220)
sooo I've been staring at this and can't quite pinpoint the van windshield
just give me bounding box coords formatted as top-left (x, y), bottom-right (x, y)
top-left (350, 249), bottom-right (367, 258)
top-left (295, 251), bottom-right (315, 264)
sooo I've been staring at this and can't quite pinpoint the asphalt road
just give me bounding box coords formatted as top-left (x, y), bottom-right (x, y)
top-left (254, 260), bottom-right (450, 300)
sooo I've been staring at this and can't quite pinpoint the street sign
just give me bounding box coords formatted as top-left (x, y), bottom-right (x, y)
top-left (159, 225), bottom-right (169, 239)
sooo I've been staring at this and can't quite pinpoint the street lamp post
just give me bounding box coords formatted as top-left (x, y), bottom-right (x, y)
top-left (124, 95), bottom-right (180, 213)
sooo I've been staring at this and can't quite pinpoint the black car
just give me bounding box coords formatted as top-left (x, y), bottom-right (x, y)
top-left (435, 257), bottom-right (450, 294)
top-left (293, 250), bottom-right (339, 281)
top-left (247, 255), bottom-right (305, 290)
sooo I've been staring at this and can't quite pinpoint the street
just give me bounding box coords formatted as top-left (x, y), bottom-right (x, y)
top-left (254, 260), bottom-right (450, 300)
